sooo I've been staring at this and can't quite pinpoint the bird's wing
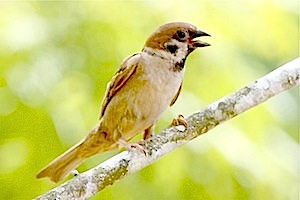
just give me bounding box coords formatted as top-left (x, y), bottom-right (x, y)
top-left (100, 53), bottom-right (140, 118)
top-left (170, 82), bottom-right (182, 106)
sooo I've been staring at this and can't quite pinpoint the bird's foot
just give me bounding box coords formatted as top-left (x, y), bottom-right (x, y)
top-left (117, 138), bottom-right (148, 156)
top-left (171, 114), bottom-right (188, 128)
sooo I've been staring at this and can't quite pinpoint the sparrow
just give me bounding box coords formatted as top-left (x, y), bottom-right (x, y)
top-left (36, 22), bottom-right (210, 182)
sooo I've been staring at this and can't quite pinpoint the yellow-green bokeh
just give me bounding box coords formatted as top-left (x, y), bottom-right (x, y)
top-left (0, 1), bottom-right (298, 199)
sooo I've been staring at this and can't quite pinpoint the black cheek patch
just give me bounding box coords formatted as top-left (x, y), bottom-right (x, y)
top-left (166, 45), bottom-right (178, 54)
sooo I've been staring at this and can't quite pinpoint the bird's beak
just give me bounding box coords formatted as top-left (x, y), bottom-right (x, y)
top-left (191, 29), bottom-right (211, 48)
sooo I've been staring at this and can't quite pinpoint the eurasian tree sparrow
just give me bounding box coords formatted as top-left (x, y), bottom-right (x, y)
top-left (36, 22), bottom-right (210, 182)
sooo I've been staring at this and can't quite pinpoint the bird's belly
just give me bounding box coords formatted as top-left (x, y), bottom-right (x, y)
top-left (122, 79), bottom-right (179, 140)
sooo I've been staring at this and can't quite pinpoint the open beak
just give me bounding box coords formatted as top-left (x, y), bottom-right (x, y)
top-left (191, 29), bottom-right (211, 48)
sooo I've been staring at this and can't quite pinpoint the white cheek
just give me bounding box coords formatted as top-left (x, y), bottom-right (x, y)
top-left (163, 39), bottom-right (188, 63)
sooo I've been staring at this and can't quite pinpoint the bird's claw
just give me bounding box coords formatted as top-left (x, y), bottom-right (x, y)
top-left (171, 114), bottom-right (188, 127)
top-left (129, 142), bottom-right (148, 156)
top-left (118, 139), bottom-right (148, 156)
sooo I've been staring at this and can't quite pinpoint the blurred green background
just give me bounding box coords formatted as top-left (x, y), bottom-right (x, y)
top-left (0, 1), bottom-right (298, 199)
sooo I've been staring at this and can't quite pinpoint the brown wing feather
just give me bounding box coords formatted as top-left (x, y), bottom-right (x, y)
top-left (100, 54), bottom-right (139, 118)
top-left (170, 83), bottom-right (182, 106)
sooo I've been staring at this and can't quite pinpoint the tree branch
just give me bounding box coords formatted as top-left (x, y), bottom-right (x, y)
top-left (36, 57), bottom-right (299, 200)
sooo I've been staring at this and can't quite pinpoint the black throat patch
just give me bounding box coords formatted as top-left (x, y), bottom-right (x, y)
top-left (173, 58), bottom-right (186, 72)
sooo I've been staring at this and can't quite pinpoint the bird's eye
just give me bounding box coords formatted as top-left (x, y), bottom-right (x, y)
top-left (176, 31), bottom-right (187, 40)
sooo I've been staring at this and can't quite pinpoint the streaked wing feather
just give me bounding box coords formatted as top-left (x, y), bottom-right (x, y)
top-left (100, 53), bottom-right (139, 118)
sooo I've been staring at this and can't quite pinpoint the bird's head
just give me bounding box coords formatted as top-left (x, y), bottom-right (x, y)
top-left (144, 22), bottom-right (210, 58)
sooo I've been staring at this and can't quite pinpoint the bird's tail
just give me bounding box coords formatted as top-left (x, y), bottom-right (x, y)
top-left (36, 142), bottom-right (84, 183)
top-left (36, 125), bottom-right (115, 183)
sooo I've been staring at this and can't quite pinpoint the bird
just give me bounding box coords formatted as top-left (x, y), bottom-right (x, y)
top-left (36, 22), bottom-right (210, 182)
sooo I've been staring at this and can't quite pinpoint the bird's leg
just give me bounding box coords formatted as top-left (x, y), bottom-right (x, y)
top-left (117, 138), bottom-right (147, 156)
top-left (143, 124), bottom-right (154, 140)
top-left (171, 114), bottom-right (188, 127)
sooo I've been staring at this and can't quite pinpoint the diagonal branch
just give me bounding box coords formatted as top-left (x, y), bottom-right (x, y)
top-left (36, 57), bottom-right (299, 200)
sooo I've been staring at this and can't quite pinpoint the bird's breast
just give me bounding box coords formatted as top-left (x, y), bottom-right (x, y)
top-left (130, 54), bottom-right (185, 123)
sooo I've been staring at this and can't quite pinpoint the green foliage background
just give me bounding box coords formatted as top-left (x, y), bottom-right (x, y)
top-left (0, 1), bottom-right (298, 199)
